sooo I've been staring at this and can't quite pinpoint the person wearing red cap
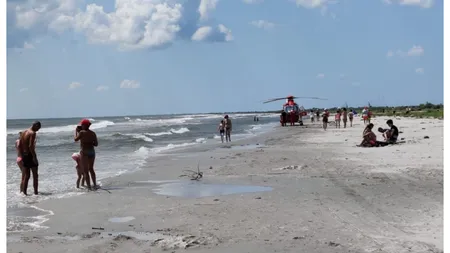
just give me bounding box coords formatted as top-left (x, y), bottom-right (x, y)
top-left (74, 119), bottom-right (98, 190)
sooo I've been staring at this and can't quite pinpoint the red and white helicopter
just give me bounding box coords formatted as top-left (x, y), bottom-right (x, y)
top-left (263, 95), bottom-right (327, 126)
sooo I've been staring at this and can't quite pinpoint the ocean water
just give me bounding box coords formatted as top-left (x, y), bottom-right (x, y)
top-left (6, 113), bottom-right (279, 233)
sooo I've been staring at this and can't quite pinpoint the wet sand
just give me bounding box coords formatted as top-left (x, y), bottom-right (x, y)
top-left (7, 116), bottom-right (443, 253)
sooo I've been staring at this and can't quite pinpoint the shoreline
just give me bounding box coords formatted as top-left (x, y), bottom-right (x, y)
top-left (6, 120), bottom-right (279, 234)
top-left (7, 116), bottom-right (443, 253)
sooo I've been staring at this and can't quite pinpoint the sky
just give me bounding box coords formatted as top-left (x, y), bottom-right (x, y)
top-left (6, 0), bottom-right (444, 119)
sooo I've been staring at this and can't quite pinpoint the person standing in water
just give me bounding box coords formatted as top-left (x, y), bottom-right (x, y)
top-left (15, 132), bottom-right (26, 194)
top-left (217, 120), bottom-right (225, 143)
top-left (19, 121), bottom-right (41, 195)
top-left (74, 119), bottom-right (98, 190)
top-left (224, 115), bottom-right (232, 142)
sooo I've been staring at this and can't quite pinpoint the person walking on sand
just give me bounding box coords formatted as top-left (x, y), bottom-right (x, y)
top-left (348, 109), bottom-right (354, 127)
top-left (19, 121), bottom-right (41, 195)
top-left (342, 108), bottom-right (348, 128)
top-left (74, 119), bottom-right (98, 191)
top-left (335, 109), bottom-right (341, 128)
top-left (322, 110), bottom-right (329, 131)
top-left (15, 132), bottom-right (26, 194)
top-left (218, 120), bottom-right (225, 143)
top-left (224, 115), bottom-right (232, 142)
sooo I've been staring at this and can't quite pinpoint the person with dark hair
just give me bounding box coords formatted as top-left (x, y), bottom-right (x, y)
top-left (322, 110), bottom-right (329, 130)
top-left (224, 115), bottom-right (232, 142)
top-left (74, 119), bottom-right (98, 190)
top-left (360, 123), bottom-right (377, 147)
top-left (342, 108), bottom-right (348, 128)
top-left (379, 119), bottom-right (399, 143)
top-left (348, 109), bottom-right (354, 127)
top-left (19, 121), bottom-right (41, 195)
top-left (217, 120), bottom-right (225, 143)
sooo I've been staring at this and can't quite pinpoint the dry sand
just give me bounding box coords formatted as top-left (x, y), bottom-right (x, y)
top-left (7, 116), bottom-right (443, 253)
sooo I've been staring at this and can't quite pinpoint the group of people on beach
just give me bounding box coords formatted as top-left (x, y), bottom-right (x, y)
top-left (311, 108), bottom-right (356, 131)
top-left (218, 115), bottom-right (232, 143)
top-left (15, 119), bottom-right (99, 195)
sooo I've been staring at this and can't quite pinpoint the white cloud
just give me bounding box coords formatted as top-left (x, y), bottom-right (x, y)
top-left (243, 0), bottom-right (263, 3)
top-left (386, 50), bottom-right (394, 58)
top-left (23, 42), bottom-right (35, 49)
top-left (96, 85), bottom-right (109, 91)
top-left (407, 45), bottom-right (424, 56)
top-left (9, 0), bottom-right (233, 50)
top-left (120, 79), bottom-right (140, 89)
top-left (191, 24), bottom-right (233, 42)
top-left (386, 45), bottom-right (424, 58)
top-left (19, 88), bottom-right (29, 92)
top-left (250, 20), bottom-right (275, 30)
top-left (415, 67), bottom-right (424, 74)
top-left (382, 0), bottom-right (433, 8)
top-left (198, 0), bottom-right (219, 21)
top-left (294, 0), bottom-right (329, 8)
top-left (69, 82), bottom-right (82, 89)
top-left (317, 73), bottom-right (325, 79)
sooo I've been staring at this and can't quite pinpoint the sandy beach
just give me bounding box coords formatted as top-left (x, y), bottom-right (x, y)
top-left (7, 116), bottom-right (443, 253)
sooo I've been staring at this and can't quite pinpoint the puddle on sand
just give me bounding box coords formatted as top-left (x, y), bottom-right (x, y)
top-left (108, 216), bottom-right (135, 223)
top-left (153, 182), bottom-right (272, 198)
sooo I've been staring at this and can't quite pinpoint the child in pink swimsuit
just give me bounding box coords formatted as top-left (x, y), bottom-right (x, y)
top-left (71, 152), bottom-right (85, 188)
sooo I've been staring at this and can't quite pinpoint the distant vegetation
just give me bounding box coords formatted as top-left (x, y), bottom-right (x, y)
top-left (217, 102), bottom-right (444, 119)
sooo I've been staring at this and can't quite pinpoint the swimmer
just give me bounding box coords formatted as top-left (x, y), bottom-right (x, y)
top-left (74, 119), bottom-right (98, 190)
top-left (71, 152), bottom-right (85, 188)
top-left (16, 132), bottom-right (26, 194)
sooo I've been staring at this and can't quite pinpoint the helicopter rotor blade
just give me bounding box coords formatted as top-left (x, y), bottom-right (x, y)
top-left (262, 97), bottom-right (289, 104)
top-left (262, 96), bottom-right (328, 104)
top-left (293, 96), bottom-right (328, 100)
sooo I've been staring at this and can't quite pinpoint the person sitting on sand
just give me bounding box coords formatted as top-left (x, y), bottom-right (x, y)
top-left (218, 120), bottom-right (225, 143)
top-left (360, 123), bottom-right (377, 147)
top-left (71, 152), bottom-right (85, 188)
top-left (378, 119), bottom-right (399, 143)
top-left (16, 132), bottom-right (26, 194)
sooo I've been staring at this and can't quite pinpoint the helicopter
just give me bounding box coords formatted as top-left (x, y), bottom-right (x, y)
top-left (263, 95), bottom-right (327, 126)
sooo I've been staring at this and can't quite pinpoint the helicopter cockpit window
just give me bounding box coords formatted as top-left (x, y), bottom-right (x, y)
top-left (285, 105), bottom-right (297, 113)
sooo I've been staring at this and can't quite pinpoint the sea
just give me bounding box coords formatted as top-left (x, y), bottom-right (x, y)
top-left (6, 113), bottom-right (279, 233)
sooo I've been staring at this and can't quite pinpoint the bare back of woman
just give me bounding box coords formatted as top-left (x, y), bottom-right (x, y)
top-left (74, 119), bottom-right (98, 190)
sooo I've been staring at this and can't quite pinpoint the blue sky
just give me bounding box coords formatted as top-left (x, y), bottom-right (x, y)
top-left (6, 0), bottom-right (443, 119)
